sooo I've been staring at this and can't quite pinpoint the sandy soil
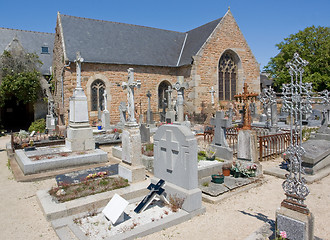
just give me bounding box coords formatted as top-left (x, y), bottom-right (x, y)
top-left (0, 135), bottom-right (329, 240)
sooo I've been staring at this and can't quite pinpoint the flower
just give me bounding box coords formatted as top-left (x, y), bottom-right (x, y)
top-left (280, 231), bottom-right (287, 238)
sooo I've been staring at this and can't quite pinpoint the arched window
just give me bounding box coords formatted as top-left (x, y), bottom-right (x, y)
top-left (158, 81), bottom-right (171, 109)
top-left (91, 80), bottom-right (105, 111)
top-left (218, 53), bottom-right (237, 100)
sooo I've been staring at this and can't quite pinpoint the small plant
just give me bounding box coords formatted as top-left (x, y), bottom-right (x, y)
top-left (202, 182), bottom-right (209, 187)
top-left (28, 118), bottom-right (46, 133)
top-left (169, 194), bottom-right (185, 212)
top-left (275, 230), bottom-right (287, 239)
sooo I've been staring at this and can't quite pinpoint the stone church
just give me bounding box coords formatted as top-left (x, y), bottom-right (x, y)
top-left (53, 8), bottom-right (260, 125)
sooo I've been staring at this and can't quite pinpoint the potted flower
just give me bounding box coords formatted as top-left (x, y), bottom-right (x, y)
top-left (211, 172), bottom-right (224, 184)
top-left (222, 163), bottom-right (231, 176)
top-left (231, 161), bottom-right (242, 178)
top-left (24, 140), bottom-right (36, 151)
top-left (205, 146), bottom-right (216, 161)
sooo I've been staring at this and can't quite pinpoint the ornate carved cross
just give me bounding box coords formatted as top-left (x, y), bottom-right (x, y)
top-left (209, 86), bottom-right (216, 105)
top-left (234, 83), bottom-right (258, 130)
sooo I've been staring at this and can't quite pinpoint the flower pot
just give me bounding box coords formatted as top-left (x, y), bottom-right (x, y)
top-left (222, 168), bottom-right (230, 176)
top-left (234, 172), bottom-right (241, 178)
top-left (97, 126), bottom-right (102, 130)
top-left (206, 156), bottom-right (215, 161)
top-left (24, 146), bottom-right (36, 151)
top-left (211, 174), bottom-right (224, 184)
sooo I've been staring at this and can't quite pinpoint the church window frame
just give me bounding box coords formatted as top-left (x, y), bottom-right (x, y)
top-left (91, 79), bottom-right (106, 111)
top-left (218, 52), bottom-right (237, 101)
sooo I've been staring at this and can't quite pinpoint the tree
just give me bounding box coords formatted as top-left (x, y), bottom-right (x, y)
top-left (264, 26), bottom-right (330, 92)
top-left (0, 43), bottom-right (42, 106)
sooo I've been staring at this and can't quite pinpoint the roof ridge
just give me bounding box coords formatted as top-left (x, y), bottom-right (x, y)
top-left (60, 14), bottom-right (186, 35)
top-left (0, 27), bottom-right (54, 35)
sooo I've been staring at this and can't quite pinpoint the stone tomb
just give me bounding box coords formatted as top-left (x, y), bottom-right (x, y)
top-left (153, 124), bottom-right (202, 212)
top-left (301, 139), bottom-right (330, 175)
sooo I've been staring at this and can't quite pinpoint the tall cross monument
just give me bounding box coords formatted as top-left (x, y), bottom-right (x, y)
top-left (234, 83), bottom-right (258, 130)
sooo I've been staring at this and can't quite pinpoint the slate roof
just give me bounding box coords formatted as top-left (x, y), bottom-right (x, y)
top-left (0, 28), bottom-right (54, 75)
top-left (59, 14), bottom-right (222, 67)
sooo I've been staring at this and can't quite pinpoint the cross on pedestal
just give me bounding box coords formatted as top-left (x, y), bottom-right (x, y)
top-left (122, 68), bottom-right (141, 124)
top-left (173, 80), bottom-right (188, 122)
top-left (209, 86), bottom-right (216, 105)
top-left (166, 86), bottom-right (173, 110)
top-left (259, 86), bottom-right (277, 129)
top-left (234, 83), bottom-right (258, 130)
top-left (159, 130), bottom-right (179, 173)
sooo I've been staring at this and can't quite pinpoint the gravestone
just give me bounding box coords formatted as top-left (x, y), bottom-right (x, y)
top-left (307, 109), bottom-right (322, 127)
top-left (140, 123), bottom-right (150, 143)
top-left (237, 129), bottom-right (258, 162)
top-left (102, 193), bottom-right (129, 225)
top-left (210, 111), bottom-right (233, 161)
top-left (153, 124), bottom-right (202, 212)
top-left (65, 52), bottom-right (95, 151)
top-left (46, 100), bottom-right (56, 133)
top-left (101, 90), bottom-right (111, 131)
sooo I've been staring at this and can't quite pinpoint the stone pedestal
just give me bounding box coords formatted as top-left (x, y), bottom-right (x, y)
top-left (237, 129), bottom-right (258, 162)
top-left (276, 206), bottom-right (314, 240)
top-left (118, 123), bottom-right (145, 183)
top-left (65, 123), bottom-right (95, 151)
top-left (101, 110), bottom-right (111, 131)
top-left (165, 110), bottom-right (176, 124)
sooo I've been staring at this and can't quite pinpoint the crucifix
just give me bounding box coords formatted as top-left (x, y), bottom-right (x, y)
top-left (146, 90), bottom-right (153, 124)
top-left (74, 51), bottom-right (84, 89)
top-left (122, 68), bottom-right (141, 124)
top-left (166, 86), bottom-right (173, 110)
top-left (234, 83), bottom-right (258, 130)
top-left (209, 86), bottom-right (216, 105)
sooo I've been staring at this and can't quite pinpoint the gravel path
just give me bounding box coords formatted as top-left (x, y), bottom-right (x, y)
top-left (0, 135), bottom-right (329, 240)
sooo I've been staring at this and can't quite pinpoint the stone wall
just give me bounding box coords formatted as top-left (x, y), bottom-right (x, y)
top-left (188, 9), bottom-right (260, 113)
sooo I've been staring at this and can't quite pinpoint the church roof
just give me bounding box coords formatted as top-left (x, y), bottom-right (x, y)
top-left (59, 14), bottom-right (222, 67)
top-left (0, 28), bottom-right (54, 75)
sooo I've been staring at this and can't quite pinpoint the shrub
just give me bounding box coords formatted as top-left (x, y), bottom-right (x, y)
top-left (28, 118), bottom-right (46, 133)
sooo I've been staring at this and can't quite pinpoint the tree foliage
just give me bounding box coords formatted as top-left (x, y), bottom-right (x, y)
top-left (0, 49), bottom-right (42, 106)
top-left (264, 26), bottom-right (330, 92)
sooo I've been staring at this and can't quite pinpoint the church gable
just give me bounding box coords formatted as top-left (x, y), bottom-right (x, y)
top-left (187, 9), bottom-right (260, 111)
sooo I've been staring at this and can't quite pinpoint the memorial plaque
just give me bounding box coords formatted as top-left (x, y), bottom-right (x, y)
top-left (102, 193), bottom-right (129, 224)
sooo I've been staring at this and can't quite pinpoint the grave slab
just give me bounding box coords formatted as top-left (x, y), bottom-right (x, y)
top-left (102, 193), bottom-right (129, 224)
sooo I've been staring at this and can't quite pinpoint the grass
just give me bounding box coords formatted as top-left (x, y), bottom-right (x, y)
top-left (49, 176), bottom-right (129, 203)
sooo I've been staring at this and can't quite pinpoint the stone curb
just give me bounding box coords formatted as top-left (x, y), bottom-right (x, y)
top-left (37, 180), bottom-right (150, 221)
top-left (51, 198), bottom-right (206, 240)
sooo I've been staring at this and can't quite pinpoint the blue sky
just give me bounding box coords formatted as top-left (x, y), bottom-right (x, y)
top-left (0, 0), bottom-right (329, 70)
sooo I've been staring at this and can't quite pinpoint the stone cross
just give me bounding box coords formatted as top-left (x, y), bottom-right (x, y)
top-left (74, 51), bottom-right (84, 89)
top-left (119, 101), bottom-right (127, 124)
top-left (234, 83), bottom-right (258, 130)
top-left (212, 111), bottom-right (231, 147)
top-left (166, 86), bottom-right (173, 110)
top-left (48, 100), bottom-right (55, 117)
top-left (173, 79), bottom-right (188, 122)
top-left (103, 90), bottom-right (108, 111)
top-left (122, 68), bottom-right (141, 124)
top-left (209, 86), bottom-right (216, 105)
top-left (146, 90), bottom-right (153, 124)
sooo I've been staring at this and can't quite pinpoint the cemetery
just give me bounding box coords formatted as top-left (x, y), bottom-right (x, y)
top-left (0, 7), bottom-right (329, 240)
top-left (2, 53), bottom-right (329, 239)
